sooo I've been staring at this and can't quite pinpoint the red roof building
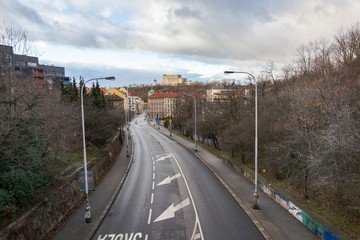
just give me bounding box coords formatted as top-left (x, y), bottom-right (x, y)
top-left (148, 92), bottom-right (186, 119)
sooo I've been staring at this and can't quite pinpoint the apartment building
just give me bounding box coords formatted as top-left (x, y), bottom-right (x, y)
top-left (129, 94), bottom-right (144, 114)
top-left (105, 94), bottom-right (124, 109)
top-left (0, 44), bottom-right (68, 87)
top-left (148, 92), bottom-right (186, 119)
top-left (41, 65), bottom-right (70, 86)
top-left (106, 87), bottom-right (129, 113)
top-left (206, 87), bottom-right (249, 102)
top-left (0, 45), bottom-right (14, 79)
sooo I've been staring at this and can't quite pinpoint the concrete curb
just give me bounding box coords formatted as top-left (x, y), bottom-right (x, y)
top-left (86, 130), bottom-right (135, 240)
top-left (156, 127), bottom-right (271, 240)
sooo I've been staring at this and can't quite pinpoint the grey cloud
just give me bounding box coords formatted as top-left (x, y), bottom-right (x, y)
top-left (4, 0), bottom-right (360, 70)
top-left (30, 13), bottom-right (133, 50)
top-left (1, 0), bottom-right (45, 25)
top-left (173, 6), bottom-right (202, 19)
top-left (62, 62), bottom-right (168, 86)
top-left (32, 21), bottom-right (98, 48)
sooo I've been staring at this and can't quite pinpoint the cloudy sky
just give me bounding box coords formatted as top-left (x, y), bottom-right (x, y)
top-left (1, 0), bottom-right (360, 87)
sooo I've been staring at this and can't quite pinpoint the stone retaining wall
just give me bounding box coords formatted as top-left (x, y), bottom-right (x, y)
top-left (0, 130), bottom-right (123, 240)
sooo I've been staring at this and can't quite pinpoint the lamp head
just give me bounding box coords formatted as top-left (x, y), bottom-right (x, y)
top-left (224, 71), bottom-right (235, 75)
top-left (105, 76), bottom-right (116, 80)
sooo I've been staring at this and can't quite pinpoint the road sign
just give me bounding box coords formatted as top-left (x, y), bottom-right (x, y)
top-left (79, 171), bottom-right (95, 192)
top-left (169, 119), bottom-right (173, 123)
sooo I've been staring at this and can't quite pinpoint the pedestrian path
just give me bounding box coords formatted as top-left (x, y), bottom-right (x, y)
top-left (158, 126), bottom-right (318, 240)
top-left (51, 130), bottom-right (132, 240)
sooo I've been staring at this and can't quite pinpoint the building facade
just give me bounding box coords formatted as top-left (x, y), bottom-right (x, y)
top-left (162, 74), bottom-right (187, 86)
top-left (105, 94), bottom-right (124, 109)
top-left (129, 95), bottom-right (144, 114)
top-left (1, 44), bottom-right (68, 88)
top-left (41, 65), bottom-right (70, 86)
top-left (206, 88), bottom-right (249, 102)
top-left (148, 92), bottom-right (186, 119)
top-left (106, 87), bottom-right (129, 111)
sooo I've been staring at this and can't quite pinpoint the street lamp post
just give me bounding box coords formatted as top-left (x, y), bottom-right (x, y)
top-left (154, 79), bottom-right (158, 121)
top-left (185, 94), bottom-right (197, 152)
top-left (224, 71), bottom-right (259, 209)
top-left (126, 84), bottom-right (130, 157)
top-left (81, 76), bottom-right (115, 223)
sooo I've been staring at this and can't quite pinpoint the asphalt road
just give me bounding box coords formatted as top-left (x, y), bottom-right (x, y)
top-left (91, 115), bottom-right (264, 240)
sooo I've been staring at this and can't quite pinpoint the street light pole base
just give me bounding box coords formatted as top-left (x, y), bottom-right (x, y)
top-left (252, 193), bottom-right (260, 210)
top-left (126, 144), bottom-right (129, 157)
top-left (85, 202), bottom-right (92, 223)
top-left (85, 216), bottom-right (92, 223)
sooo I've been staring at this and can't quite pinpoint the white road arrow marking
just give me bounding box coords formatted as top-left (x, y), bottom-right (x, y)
top-left (154, 198), bottom-right (190, 222)
top-left (194, 233), bottom-right (201, 239)
top-left (155, 154), bottom-right (171, 162)
top-left (157, 173), bottom-right (181, 186)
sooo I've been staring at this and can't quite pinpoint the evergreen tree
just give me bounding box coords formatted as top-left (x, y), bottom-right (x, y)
top-left (69, 78), bottom-right (78, 102)
top-left (91, 81), bottom-right (107, 108)
top-left (79, 77), bottom-right (86, 99)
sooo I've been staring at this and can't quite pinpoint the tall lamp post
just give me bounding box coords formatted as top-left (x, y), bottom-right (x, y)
top-left (81, 76), bottom-right (115, 223)
top-left (185, 94), bottom-right (197, 152)
top-left (224, 71), bottom-right (259, 209)
top-left (125, 83), bottom-right (130, 157)
top-left (153, 79), bottom-right (159, 123)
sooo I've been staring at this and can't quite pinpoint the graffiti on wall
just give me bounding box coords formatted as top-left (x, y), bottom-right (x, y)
top-left (288, 201), bottom-right (303, 223)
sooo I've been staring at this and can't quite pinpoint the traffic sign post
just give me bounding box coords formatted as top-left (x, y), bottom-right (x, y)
top-left (79, 171), bottom-right (95, 192)
top-left (169, 119), bottom-right (173, 136)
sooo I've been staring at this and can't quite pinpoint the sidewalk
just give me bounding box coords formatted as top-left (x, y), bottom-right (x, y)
top-left (158, 126), bottom-right (318, 240)
top-left (51, 129), bottom-right (132, 240)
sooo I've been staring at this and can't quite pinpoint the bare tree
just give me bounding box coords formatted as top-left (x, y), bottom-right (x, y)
top-left (0, 22), bottom-right (40, 56)
top-left (333, 22), bottom-right (360, 67)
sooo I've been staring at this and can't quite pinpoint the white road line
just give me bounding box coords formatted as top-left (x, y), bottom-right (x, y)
top-left (153, 165), bottom-right (155, 171)
top-left (152, 181), bottom-right (155, 190)
top-left (151, 193), bottom-right (154, 204)
top-left (148, 209), bottom-right (152, 224)
top-left (153, 172), bottom-right (155, 180)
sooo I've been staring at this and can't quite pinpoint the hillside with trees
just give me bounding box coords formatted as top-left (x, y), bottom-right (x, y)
top-left (0, 25), bottom-right (124, 228)
top-left (170, 23), bottom-right (360, 238)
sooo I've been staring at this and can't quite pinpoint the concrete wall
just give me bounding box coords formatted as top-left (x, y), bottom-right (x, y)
top-left (0, 131), bottom-right (123, 240)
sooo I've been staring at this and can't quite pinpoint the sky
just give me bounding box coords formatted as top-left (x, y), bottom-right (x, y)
top-left (1, 0), bottom-right (360, 87)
